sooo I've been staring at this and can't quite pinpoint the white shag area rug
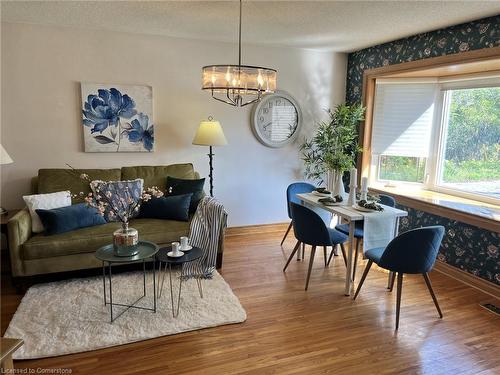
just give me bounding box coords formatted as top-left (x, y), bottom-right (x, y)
top-left (5, 270), bottom-right (246, 360)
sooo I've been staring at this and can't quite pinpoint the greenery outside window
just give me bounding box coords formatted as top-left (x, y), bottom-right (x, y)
top-left (378, 156), bottom-right (426, 183)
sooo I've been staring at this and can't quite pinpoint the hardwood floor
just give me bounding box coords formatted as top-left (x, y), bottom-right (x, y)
top-left (1, 228), bottom-right (499, 374)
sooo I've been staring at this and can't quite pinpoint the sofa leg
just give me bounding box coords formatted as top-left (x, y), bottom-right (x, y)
top-left (216, 253), bottom-right (223, 269)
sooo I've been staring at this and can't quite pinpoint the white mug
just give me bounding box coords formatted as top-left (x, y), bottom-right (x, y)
top-left (171, 242), bottom-right (181, 255)
top-left (180, 236), bottom-right (189, 249)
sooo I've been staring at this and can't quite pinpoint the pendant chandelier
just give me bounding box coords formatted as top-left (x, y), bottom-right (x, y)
top-left (202, 0), bottom-right (277, 107)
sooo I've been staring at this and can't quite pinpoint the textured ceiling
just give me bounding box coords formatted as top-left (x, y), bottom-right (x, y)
top-left (2, 1), bottom-right (499, 52)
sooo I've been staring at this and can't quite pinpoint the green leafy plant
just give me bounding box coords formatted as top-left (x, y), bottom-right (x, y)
top-left (300, 103), bottom-right (365, 181)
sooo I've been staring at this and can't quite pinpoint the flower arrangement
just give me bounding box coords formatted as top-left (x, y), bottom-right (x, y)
top-left (69, 166), bottom-right (163, 224)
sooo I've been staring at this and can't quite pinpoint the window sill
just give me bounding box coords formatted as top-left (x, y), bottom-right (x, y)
top-left (369, 183), bottom-right (500, 232)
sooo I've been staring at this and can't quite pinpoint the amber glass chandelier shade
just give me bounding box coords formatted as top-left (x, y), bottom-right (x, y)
top-left (202, 65), bottom-right (277, 94)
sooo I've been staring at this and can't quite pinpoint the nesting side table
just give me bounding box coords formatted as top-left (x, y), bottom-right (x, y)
top-left (156, 246), bottom-right (203, 318)
top-left (95, 241), bottom-right (159, 323)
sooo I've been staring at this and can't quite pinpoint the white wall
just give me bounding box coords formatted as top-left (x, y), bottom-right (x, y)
top-left (0, 22), bottom-right (346, 226)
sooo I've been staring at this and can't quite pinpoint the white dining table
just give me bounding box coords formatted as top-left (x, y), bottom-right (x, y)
top-left (297, 193), bottom-right (408, 296)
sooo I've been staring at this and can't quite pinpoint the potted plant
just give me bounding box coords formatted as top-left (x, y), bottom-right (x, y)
top-left (300, 103), bottom-right (365, 196)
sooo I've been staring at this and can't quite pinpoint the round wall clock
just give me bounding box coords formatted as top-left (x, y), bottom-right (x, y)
top-left (251, 91), bottom-right (302, 148)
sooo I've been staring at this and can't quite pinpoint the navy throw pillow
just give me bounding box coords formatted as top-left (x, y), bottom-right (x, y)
top-left (36, 203), bottom-right (106, 235)
top-left (165, 176), bottom-right (205, 213)
top-left (138, 194), bottom-right (192, 221)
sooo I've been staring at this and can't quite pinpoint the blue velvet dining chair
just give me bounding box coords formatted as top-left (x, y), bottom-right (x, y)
top-left (281, 182), bottom-right (316, 246)
top-left (284, 203), bottom-right (348, 290)
top-left (332, 194), bottom-right (396, 281)
top-left (353, 225), bottom-right (445, 330)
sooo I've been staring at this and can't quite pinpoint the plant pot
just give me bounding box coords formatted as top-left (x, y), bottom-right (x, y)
top-left (113, 222), bottom-right (139, 257)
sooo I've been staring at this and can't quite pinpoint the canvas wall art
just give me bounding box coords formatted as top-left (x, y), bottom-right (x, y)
top-left (81, 83), bottom-right (154, 152)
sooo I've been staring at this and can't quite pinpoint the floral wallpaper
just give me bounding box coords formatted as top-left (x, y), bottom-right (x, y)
top-left (346, 16), bottom-right (500, 285)
top-left (398, 205), bottom-right (499, 285)
top-left (346, 15), bottom-right (500, 103)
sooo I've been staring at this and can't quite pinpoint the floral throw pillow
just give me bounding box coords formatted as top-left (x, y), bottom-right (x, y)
top-left (90, 179), bottom-right (143, 222)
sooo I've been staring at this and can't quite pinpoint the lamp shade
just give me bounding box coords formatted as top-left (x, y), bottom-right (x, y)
top-left (192, 119), bottom-right (227, 146)
top-left (0, 145), bottom-right (13, 165)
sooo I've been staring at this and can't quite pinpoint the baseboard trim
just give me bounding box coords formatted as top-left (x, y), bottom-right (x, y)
top-left (434, 260), bottom-right (500, 300)
top-left (226, 222), bottom-right (290, 237)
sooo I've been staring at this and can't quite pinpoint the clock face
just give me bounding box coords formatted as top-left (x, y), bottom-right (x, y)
top-left (251, 92), bottom-right (302, 148)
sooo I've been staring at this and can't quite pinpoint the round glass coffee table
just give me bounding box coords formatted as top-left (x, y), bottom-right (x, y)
top-left (95, 241), bottom-right (159, 323)
top-left (156, 246), bottom-right (203, 318)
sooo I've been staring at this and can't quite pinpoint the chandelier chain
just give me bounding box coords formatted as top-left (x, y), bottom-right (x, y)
top-left (238, 0), bottom-right (242, 67)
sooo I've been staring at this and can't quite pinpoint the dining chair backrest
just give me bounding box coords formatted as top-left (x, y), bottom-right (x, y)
top-left (379, 194), bottom-right (396, 207)
top-left (286, 182), bottom-right (316, 219)
top-left (379, 226), bottom-right (445, 274)
top-left (290, 202), bottom-right (332, 246)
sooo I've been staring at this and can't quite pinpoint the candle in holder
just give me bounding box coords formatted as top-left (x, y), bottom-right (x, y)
top-left (360, 176), bottom-right (368, 201)
top-left (348, 168), bottom-right (357, 205)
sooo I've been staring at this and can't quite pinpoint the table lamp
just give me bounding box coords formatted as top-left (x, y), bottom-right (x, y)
top-left (0, 145), bottom-right (13, 215)
top-left (192, 117), bottom-right (227, 197)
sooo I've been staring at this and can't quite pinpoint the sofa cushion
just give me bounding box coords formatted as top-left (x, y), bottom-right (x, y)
top-left (138, 194), bottom-right (192, 221)
top-left (38, 168), bottom-right (122, 203)
top-left (166, 176), bottom-right (205, 213)
top-left (22, 218), bottom-right (190, 260)
top-left (23, 191), bottom-right (72, 233)
top-left (121, 164), bottom-right (195, 191)
top-left (36, 203), bottom-right (106, 235)
top-left (90, 179), bottom-right (144, 222)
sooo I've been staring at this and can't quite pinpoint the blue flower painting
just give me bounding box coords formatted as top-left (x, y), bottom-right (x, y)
top-left (81, 83), bottom-right (154, 152)
top-left (125, 113), bottom-right (154, 152)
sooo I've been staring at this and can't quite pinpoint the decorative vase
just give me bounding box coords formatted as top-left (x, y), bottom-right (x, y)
top-left (327, 170), bottom-right (347, 200)
top-left (113, 222), bottom-right (139, 257)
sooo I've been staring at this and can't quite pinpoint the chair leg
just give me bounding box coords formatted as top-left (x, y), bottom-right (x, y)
top-left (339, 243), bottom-right (347, 267)
top-left (323, 246), bottom-right (328, 267)
top-left (296, 242), bottom-right (302, 261)
top-left (423, 273), bottom-right (443, 318)
top-left (352, 238), bottom-right (360, 282)
top-left (388, 272), bottom-right (396, 292)
top-left (327, 245), bottom-right (336, 266)
top-left (395, 273), bottom-right (403, 330)
top-left (283, 241), bottom-right (301, 272)
top-left (280, 222), bottom-right (293, 246)
top-left (305, 246), bottom-right (316, 290)
top-left (302, 243), bottom-right (305, 259)
top-left (353, 260), bottom-right (373, 300)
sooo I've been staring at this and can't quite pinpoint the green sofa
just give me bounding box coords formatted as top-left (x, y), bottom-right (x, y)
top-left (7, 163), bottom-right (225, 279)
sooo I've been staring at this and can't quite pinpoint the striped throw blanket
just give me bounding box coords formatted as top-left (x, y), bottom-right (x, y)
top-left (181, 196), bottom-right (228, 279)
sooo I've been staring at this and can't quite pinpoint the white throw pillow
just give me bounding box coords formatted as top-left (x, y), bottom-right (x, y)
top-left (23, 191), bottom-right (72, 233)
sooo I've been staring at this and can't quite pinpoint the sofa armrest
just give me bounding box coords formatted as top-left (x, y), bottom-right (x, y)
top-left (7, 208), bottom-right (32, 277)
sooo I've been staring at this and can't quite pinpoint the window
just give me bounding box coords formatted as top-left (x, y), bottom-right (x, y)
top-left (437, 87), bottom-right (500, 200)
top-left (370, 76), bottom-right (500, 204)
top-left (371, 79), bottom-right (437, 185)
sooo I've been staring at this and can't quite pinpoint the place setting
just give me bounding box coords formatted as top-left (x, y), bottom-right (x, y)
top-left (311, 187), bottom-right (345, 207)
top-left (167, 236), bottom-right (193, 258)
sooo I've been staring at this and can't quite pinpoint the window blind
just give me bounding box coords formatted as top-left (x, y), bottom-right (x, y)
top-left (372, 81), bottom-right (437, 158)
top-left (439, 75), bottom-right (500, 90)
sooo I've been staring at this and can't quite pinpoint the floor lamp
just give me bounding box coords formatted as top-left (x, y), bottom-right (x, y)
top-left (192, 117), bottom-right (227, 197)
top-left (0, 145), bottom-right (13, 215)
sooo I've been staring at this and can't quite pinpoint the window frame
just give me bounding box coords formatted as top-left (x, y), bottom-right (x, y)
top-left (369, 77), bottom-right (500, 205)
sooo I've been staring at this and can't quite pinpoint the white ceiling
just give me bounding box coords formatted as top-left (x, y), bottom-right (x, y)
top-left (2, 1), bottom-right (499, 52)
